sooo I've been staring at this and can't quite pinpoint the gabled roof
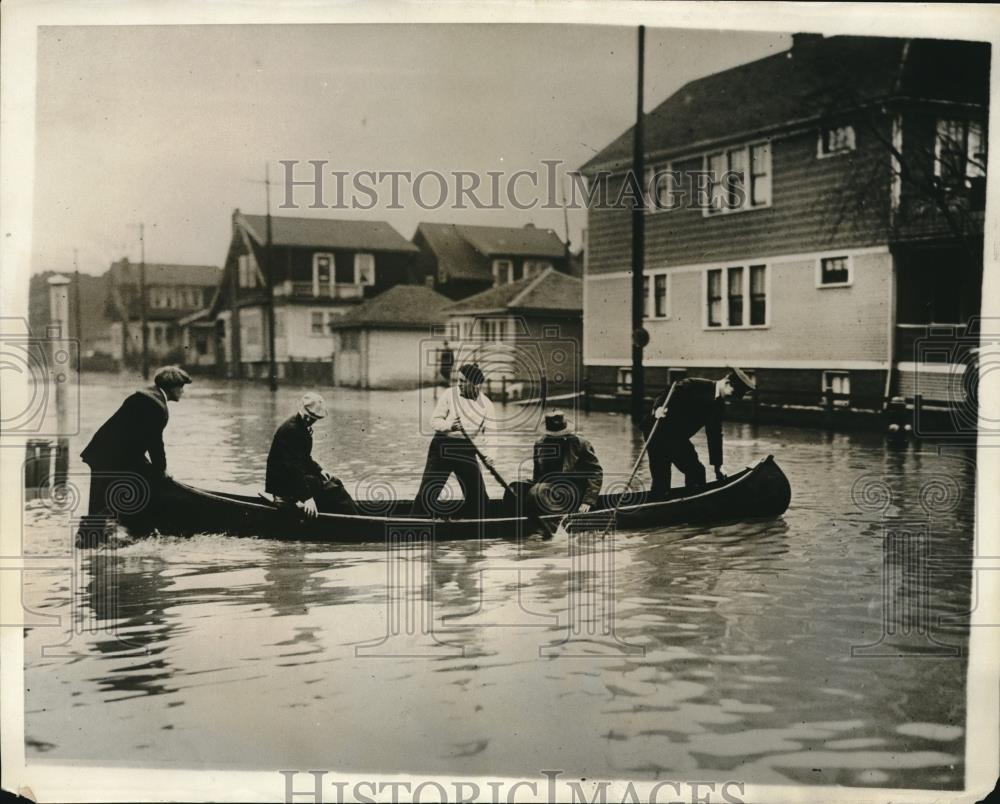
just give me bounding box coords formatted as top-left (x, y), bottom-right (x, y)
top-left (415, 222), bottom-right (566, 282)
top-left (582, 35), bottom-right (990, 172)
top-left (239, 212), bottom-right (417, 253)
top-left (109, 260), bottom-right (220, 286)
top-left (446, 267), bottom-right (582, 315)
top-left (328, 284), bottom-right (452, 330)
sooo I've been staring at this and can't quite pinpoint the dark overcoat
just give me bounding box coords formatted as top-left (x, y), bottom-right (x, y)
top-left (265, 414), bottom-right (325, 501)
top-left (532, 433), bottom-right (604, 507)
top-left (649, 378), bottom-right (725, 467)
top-left (80, 387), bottom-right (169, 474)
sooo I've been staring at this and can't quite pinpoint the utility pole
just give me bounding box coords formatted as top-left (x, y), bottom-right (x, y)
top-left (138, 223), bottom-right (149, 381)
top-left (72, 249), bottom-right (83, 348)
top-left (630, 25), bottom-right (647, 426)
top-left (264, 163), bottom-right (278, 392)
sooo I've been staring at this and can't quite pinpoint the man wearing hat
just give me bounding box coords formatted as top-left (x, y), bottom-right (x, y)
top-left (80, 364), bottom-right (192, 523)
top-left (646, 368), bottom-right (755, 497)
top-left (414, 362), bottom-right (496, 518)
top-left (528, 410), bottom-right (604, 517)
top-left (265, 392), bottom-right (357, 517)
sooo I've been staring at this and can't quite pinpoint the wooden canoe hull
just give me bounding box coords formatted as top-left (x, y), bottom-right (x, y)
top-left (121, 455), bottom-right (791, 543)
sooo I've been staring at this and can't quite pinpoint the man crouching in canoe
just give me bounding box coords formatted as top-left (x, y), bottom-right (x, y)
top-left (528, 410), bottom-right (604, 518)
top-left (266, 392), bottom-right (357, 517)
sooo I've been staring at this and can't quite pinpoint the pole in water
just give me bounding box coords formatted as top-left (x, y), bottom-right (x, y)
top-left (264, 162), bottom-right (278, 392)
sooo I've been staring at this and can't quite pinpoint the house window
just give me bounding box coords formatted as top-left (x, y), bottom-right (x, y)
top-left (823, 371), bottom-right (851, 407)
top-left (727, 267), bottom-right (744, 326)
top-left (449, 322), bottom-right (460, 339)
top-left (523, 260), bottom-right (552, 278)
top-left (749, 265), bottom-right (767, 325)
top-left (313, 253), bottom-right (334, 296)
top-left (492, 259), bottom-right (513, 286)
top-left (818, 256), bottom-right (852, 287)
top-left (707, 269), bottom-right (723, 327)
top-left (274, 311), bottom-right (285, 338)
top-left (244, 325), bottom-right (260, 346)
top-left (238, 254), bottom-right (257, 289)
top-left (935, 118), bottom-right (986, 188)
top-left (643, 276), bottom-right (650, 319)
top-left (706, 264), bottom-right (768, 328)
top-left (644, 164), bottom-right (679, 212)
top-left (310, 311), bottom-right (325, 335)
top-left (645, 273), bottom-right (667, 319)
top-left (818, 125), bottom-right (857, 157)
top-left (706, 142), bottom-right (771, 214)
top-left (616, 367), bottom-right (632, 394)
top-left (354, 253), bottom-right (376, 286)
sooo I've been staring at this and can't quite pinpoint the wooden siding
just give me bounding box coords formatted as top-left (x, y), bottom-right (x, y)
top-left (585, 250), bottom-right (893, 366)
top-left (587, 122), bottom-right (893, 275)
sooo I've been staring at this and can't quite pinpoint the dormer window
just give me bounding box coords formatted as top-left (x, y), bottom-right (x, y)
top-left (492, 259), bottom-right (513, 285)
top-left (818, 125), bottom-right (856, 157)
top-left (313, 253), bottom-right (334, 296)
top-left (354, 253), bottom-right (376, 286)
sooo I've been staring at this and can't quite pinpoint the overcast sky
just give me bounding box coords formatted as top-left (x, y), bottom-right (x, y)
top-left (32, 24), bottom-right (788, 275)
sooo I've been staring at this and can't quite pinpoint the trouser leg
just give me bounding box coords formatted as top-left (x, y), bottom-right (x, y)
top-left (647, 438), bottom-right (672, 498)
top-left (669, 439), bottom-right (706, 487)
top-left (315, 477), bottom-right (358, 515)
top-left (414, 434), bottom-right (452, 515)
top-left (449, 443), bottom-right (487, 518)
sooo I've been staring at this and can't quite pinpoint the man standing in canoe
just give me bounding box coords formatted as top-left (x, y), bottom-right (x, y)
top-left (646, 368), bottom-right (755, 498)
top-left (415, 362), bottom-right (496, 518)
top-left (528, 410), bottom-right (604, 517)
top-left (266, 392), bottom-right (357, 517)
top-left (80, 365), bottom-right (191, 523)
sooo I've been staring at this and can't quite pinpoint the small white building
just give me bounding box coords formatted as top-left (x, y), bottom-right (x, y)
top-left (329, 284), bottom-right (452, 389)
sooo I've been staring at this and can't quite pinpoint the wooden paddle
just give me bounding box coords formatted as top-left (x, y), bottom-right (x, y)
top-left (558, 382), bottom-right (677, 538)
top-left (455, 420), bottom-right (558, 539)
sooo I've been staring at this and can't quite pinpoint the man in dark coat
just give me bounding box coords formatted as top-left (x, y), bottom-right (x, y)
top-left (646, 368), bottom-right (755, 498)
top-left (80, 365), bottom-right (191, 521)
top-left (528, 410), bottom-right (604, 516)
top-left (266, 392), bottom-right (357, 517)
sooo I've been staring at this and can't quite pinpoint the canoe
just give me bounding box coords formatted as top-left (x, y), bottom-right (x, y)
top-left (118, 455), bottom-right (791, 543)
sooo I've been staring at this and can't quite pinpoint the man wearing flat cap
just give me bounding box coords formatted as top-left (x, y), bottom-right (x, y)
top-left (80, 365), bottom-right (192, 523)
top-left (528, 410), bottom-right (604, 517)
top-left (266, 392), bottom-right (357, 517)
top-left (646, 368), bottom-right (755, 497)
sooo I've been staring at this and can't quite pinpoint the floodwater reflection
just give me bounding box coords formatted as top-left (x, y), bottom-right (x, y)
top-left (22, 375), bottom-right (973, 788)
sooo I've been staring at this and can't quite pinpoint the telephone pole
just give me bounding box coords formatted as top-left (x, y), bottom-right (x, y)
top-left (72, 249), bottom-right (83, 347)
top-left (630, 26), bottom-right (647, 425)
top-left (138, 223), bottom-right (149, 381)
top-left (264, 163), bottom-right (278, 392)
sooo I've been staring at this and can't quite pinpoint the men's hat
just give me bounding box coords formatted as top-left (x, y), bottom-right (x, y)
top-left (153, 365), bottom-right (192, 389)
top-left (726, 367), bottom-right (756, 398)
top-left (300, 392), bottom-right (327, 419)
top-left (458, 362), bottom-right (485, 385)
top-left (544, 410), bottom-right (572, 434)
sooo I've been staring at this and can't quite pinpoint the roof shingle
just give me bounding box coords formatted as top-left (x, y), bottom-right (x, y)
top-left (328, 284), bottom-right (452, 330)
top-left (416, 222), bottom-right (566, 282)
top-left (446, 268), bottom-right (582, 315)
top-left (240, 213), bottom-right (418, 253)
top-left (110, 261), bottom-right (220, 286)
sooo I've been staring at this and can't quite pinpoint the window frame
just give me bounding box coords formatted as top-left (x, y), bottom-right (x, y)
top-left (492, 259), bottom-right (514, 286)
top-left (703, 263), bottom-right (770, 330)
top-left (309, 310), bottom-right (326, 336)
top-left (353, 252), bottom-right (376, 286)
top-left (643, 163), bottom-right (679, 214)
top-left (822, 370), bottom-right (851, 407)
top-left (642, 271), bottom-right (671, 321)
top-left (816, 124), bottom-right (857, 158)
top-left (312, 253), bottom-right (335, 296)
top-left (616, 367), bottom-right (632, 395)
top-left (934, 117), bottom-right (986, 188)
top-left (815, 254), bottom-right (854, 288)
top-left (703, 140), bottom-right (772, 217)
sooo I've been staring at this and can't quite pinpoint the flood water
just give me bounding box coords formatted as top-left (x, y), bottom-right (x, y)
top-left (21, 374), bottom-right (975, 789)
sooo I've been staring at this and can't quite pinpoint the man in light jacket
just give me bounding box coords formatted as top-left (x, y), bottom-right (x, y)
top-left (414, 362), bottom-right (496, 518)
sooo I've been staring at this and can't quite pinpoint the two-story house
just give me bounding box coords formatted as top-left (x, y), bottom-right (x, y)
top-left (207, 210), bottom-right (421, 382)
top-left (580, 34), bottom-right (988, 411)
top-left (106, 259), bottom-right (221, 368)
top-left (413, 222), bottom-right (569, 300)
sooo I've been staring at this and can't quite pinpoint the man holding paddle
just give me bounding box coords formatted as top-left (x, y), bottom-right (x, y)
top-left (414, 362), bottom-right (496, 518)
top-left (646, 368), bottom-right (755, 498)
